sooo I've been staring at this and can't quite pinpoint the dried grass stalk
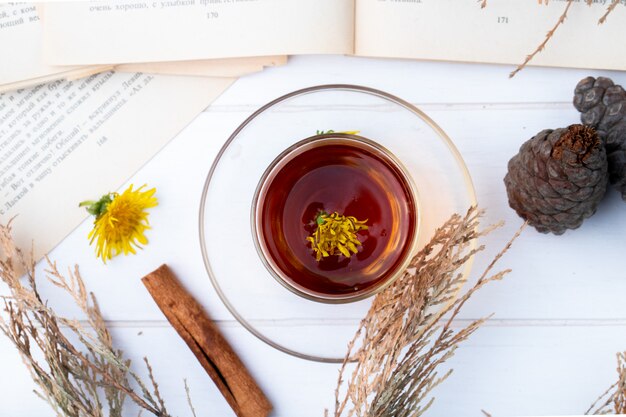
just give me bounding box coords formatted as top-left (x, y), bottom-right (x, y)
top-left (509, 0), bottom-right (573, 78)
top-left (587, 352), bottom-right (626, 415)
top-left (0, 221), bottom-right (181, 417)
top-left (330, 207), bottom-right (523, 417)
top-left (598, 0), bottom-right (621, 24)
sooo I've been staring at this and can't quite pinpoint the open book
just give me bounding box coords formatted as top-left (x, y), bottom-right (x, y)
top-left (0, 3), bottom-right (286, 92)
top-left (42, 0), bottom-right (626, 71)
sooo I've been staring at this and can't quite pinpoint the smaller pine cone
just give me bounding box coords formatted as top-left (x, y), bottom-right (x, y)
top-left (574, 76), bottom-right (626, 200)
top-left (504, 125), bottom-right (608, 235)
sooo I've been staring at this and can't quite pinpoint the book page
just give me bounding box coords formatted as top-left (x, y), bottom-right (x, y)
top-left (354, 0), bottom-right (626, 71)
top-left (0, 72), bottom-right (234, 261)
top-left (42, 0), bottom-right (355, 65)
top-left (0, 1), bottom-right (278, 91)
top-left (116, 61), bottom-right (263, 78)
top-left (116, 55), bottom-right (288, 77)
top-left (0, 3), bottom-right (112, 91)
top-left (0, 65), bottom-right (116, 94)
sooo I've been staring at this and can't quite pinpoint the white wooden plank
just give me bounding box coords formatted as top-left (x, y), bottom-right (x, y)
top-left (437, 105), bottom-right (626, 321)
top-left (1, 324), bottom-right (625, 417)
top-left (218, 55), bottom-right (626, 106)
top-left (430, 325), bottom-right (626, 417)
top-left (4, 55), bottom-right (625, 417)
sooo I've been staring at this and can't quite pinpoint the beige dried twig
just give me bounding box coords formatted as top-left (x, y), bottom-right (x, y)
top-left (0, 221), bottom-right (194, 416)
top-left (587, 352), bottom-right (626, 415)
top-left (509, 0), bottom-right (573, 78)
top-left (184, 380), bottom-right (198, 417)
top-left (598, 0), bottom-right (621, 24)
top-left (329, 208), bottom-right (523, 417)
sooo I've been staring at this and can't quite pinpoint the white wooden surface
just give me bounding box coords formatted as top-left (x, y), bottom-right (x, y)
top-left (2, 55), bottom-right (626, 416)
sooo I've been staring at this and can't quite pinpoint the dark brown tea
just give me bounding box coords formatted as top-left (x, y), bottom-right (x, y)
top-left (256, 137), bottom-right (417, 301)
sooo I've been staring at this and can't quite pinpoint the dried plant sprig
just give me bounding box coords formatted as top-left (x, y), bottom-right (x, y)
top-left (598, 0), bottom-right (621, 24)
top-left (184, 380), bottom-right (198, 417)
top-left (587, 351), bottom-right (626, 415)
top-left (330, 207), bottom-right (523, 417)
top-left (0, 221), bottom-right (184, 417)
top-left (509, 0), bottom-right (573, 78)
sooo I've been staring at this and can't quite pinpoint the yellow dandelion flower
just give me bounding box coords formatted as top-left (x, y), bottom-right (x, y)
top-left (307, 211), bottom-right (368, 261)
top-left (316, 129), bottom-right (360, 136)
top-left (80, 184), bottom-right (158, 262)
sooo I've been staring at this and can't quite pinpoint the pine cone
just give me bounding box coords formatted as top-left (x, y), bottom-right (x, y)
top-left (574, 76), bottom-right (626, 200)
top-left (504, 125), bottom-right (608, 234)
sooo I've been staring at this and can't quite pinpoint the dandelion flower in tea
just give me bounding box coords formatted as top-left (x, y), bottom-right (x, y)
top-left (307, 211), bottom-right (368, 261)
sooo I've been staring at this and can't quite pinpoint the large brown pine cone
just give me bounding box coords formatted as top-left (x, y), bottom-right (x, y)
top-left (504, 125), bottom-right (608, 234)
top-left (574, 76), bottom-right (626, 200)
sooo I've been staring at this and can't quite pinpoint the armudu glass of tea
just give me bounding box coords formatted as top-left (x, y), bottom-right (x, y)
top-left (252, 133), bottom-right (420, 303)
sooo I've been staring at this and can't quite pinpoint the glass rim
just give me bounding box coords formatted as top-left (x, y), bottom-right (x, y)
top-left (250, 133), bottom-right (422, 304)
top-left (198, 84), bottom-right (478, 363)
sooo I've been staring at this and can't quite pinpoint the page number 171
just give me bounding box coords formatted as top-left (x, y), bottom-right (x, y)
top-left (498, 16), bottom-right (509, 23)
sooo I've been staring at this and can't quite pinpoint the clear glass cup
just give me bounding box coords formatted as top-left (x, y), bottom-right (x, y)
top-left (251, 133), bottom-right (421, 304)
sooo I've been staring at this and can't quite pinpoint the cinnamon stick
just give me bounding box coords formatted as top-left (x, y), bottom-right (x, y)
top-left (142, 264), bottom-right (272, 417)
